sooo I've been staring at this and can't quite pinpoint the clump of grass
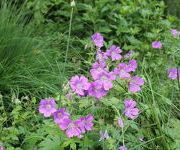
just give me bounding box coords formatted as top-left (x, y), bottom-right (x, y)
top-left (0, 0), bottom-right (77, 101)
top-left (136, 60), bottom-right (180, 150)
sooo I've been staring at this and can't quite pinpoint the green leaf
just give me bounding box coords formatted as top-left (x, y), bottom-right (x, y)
top-left (39, 135), bottom-right (64, 150)
top-left (70, 142), bottom-right (76, 150)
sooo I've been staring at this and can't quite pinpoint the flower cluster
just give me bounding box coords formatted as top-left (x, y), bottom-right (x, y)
top-left (69, 33), bottom-right (145, 99)
top-left (38, 98), bottom-right (94, 138)
top-left (152, 29), bottom-right (179, 49)
top-left (167, 68), bottom-right (180, 80)
top-left (124, 99), bottom-right (140, 119)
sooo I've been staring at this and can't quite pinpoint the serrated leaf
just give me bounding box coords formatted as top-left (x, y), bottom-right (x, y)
top-left (39, 135), bottom-right (64, 150)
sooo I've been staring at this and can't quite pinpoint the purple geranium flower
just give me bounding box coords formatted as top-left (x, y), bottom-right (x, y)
top-left (53, 108), bottom-right (70, 124)
top-left (91, 33), bottom-right (104, 48)
top-left (99, 130), bottom-right (110, 141)
top-left (104, 45), bottom-right (122, 61)
top-left (124, 99), bottom-right (137, 108)
top-left (167, 68), bottom-right (180, 80)
top-left (114, 63), bottom-right (131, 79)
top-left (92, 60), bottom-right (106, 69)
top-left (0, 143), bottom-right (4, 150)
top-left (88, 81), bottom-right (107, 99)
top-left (171, 29), bottom-right (179, 39)
top-left (152, 41), bottom-right (162, 49)
top-left (96, 49), bottom-right (106, 61)
top-left (128, 76), bottom-right (144, 92)
top-left (124, 99), bottom-right (139, 119)
top-left (39, 98), bottom-right (57, 117)
top-left (124, 50), bottom-right (134, 58)
top-left (77, 134), bottom-right (84, 138)
top-left (117, 117), bottom-right (124, 128)
top-left (0, 146), bottom-right (4, 150)
top-left (126, 59), bottom-right (137, 72)
top-left (76, 114), bottom-right (94, 133)
top-left (59, 118), bottom-right (81, 138)
top-left (70, 76), bottom-right (90, 96)
top-left (97, 71), bottom-right (116, 90)
top-left (171, 29), bottom-right (179, 35)
top-left (90, 61), bottom-right (107, 80)
top-left (119, 146), bottom-right (127, 150)
top-left (90, 68), bottom-right (108, 80)
top-left (66, 93), bottom-right (74, 101)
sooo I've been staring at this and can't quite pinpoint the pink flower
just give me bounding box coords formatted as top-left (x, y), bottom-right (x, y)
top-left (113, 63), bottom-right (131, 79)
top-left (91, 33), bottom-right (104, 48)
top-left (171, 29), bottom-right (179, 39)
top-left (171, 29), bottom-right (179, 35)
top-left (0, 146), bottom-right (4, 150)
top-left (70, 76), bottom-right (90, 96)
top-left (92, 60), bottom-right (106, 69)
top-left (119, 146), bottom-right (127, 150)
top-left (96, 49), bottom-right (106, 60)
top-left (88, 81), bottom-right (107, 99)
top-left (76, 114), bottom-right (94, 133)
top-left (128, 76), bottom-right (144, 92)
top-left (152, 41), bottom-right (162, 49)
top-left (124, 50), bottom-right (134, 58)
top-left (77, 134), bottom-right (84, 138)
top-left (126, 59), bottom-right (137, 72)
top-left (39, 98), bottom-right (57, 117)
top-left (59, 118), bottom-right (81, 138)
top-left (104, 45), bottom-right (122, 61)
top-left (114, 60), bottom-right (137, 79)
top-left (0, 143), bottom-right (4, 150)
top-left (117, 117), bottom-right (124, 128)
top-left (90, 61), bottom-right (107, 80)
top-left (53, 108), bottom-right (70, 124)
top-left (99, 130), bottom-right (110, 141)
top-left (124, 99), bottom-right (139, 119)
top-left (167, 68), bottom-right (180, 80)
top-left (90, 68), bottom-right (108, 80)
top-left (97, 71), bottom-right (116, 90)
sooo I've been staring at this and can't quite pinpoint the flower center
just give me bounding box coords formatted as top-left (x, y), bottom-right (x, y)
top-left (77, 83), bottom-right (82, 89)
top-left (68, 123), bottom-right (75, 129)
top-left (94, 86), bottom-right (100, 91)
top-left (111, 51), bottom-right (116, 57)
top-left (82, 120), bottom-right (86, 125)
top-left (131, 79), bottom-right (136, 84)
top-left (58, 113), bottom-right (62, 118)
top-left (46, 104), bottom-right (51, 109)
top-left (120, 69), bottom-right (125, 73)
top-left (101, 75), bottom-right (108, 81)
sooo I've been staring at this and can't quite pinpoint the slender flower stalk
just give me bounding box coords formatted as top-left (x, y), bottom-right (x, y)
top-left (60, 0), bottom-right (74, 107)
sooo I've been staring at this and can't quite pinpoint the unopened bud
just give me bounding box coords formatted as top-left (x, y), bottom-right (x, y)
top-left (71, 0), bottom-right (76, 7)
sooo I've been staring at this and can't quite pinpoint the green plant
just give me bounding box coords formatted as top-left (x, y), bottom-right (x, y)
top-left (0, 0), bottom-right (78, 98)
top-left (0, 0), bottom-right (179, 150)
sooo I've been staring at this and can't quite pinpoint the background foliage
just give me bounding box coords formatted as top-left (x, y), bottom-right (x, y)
top-left (0, 0), bottom-right (179, 150)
